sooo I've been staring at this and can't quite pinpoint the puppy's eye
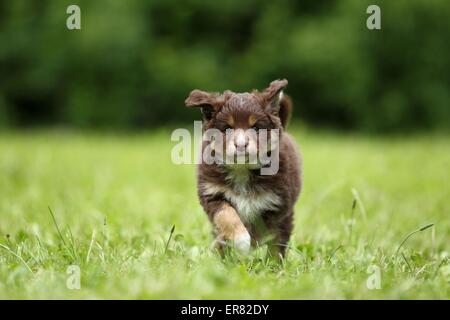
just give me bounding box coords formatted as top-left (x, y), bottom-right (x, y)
top-left (251, 125), bottom-right (260, 131)
top-left (222, 125), bottom-right (232, 132)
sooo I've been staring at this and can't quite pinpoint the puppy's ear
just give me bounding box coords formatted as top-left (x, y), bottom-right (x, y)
top-left (185, 90), bottom-right (220, 121)
top-left (262, 79), bottom-right (288, 115)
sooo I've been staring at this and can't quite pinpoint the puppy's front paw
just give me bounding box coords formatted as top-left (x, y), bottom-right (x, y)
top-left (232, 231), bottom-right (251, 254)
top-left (213, 203), bottom-right (251, 255)
top-left (214, 230), bottom-right (251, 255)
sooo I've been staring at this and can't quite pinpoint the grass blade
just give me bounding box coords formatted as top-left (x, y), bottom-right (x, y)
top-left (329, 244), bottom-right (343, 261)
top-left (164, 225), bottom-right (176, 254)
top-left (0, 243), bottom-right (34, 275)
top-left (395, 223), bottom-right (434, 260)
top-left (86, 229), bottom-right (96, 264)
top-left (401, 253), bottom-right (413, 272)
top-left (48, 206), bottom-right (68, 248)
top-left (348, 199), bottom-right (357, 243)
top-left (351, 188), bottom-right (367, 221)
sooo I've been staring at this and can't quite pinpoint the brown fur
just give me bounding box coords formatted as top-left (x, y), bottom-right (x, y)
top-left (185, 79), bottom-right (302, 258)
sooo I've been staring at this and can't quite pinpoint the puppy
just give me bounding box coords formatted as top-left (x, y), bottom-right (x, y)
top-left (185, 79), bottom-right (302, 258)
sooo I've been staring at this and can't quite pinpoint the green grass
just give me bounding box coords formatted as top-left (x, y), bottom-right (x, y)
top-left (0, 126), bottom-right (449, 299)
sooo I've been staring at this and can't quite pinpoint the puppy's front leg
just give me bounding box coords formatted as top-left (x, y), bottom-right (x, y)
top-left (213, 202), bottom-right (251, 254)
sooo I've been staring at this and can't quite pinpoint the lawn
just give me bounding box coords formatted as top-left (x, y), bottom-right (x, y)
top-left (0, 126), bottom-right (448, 299)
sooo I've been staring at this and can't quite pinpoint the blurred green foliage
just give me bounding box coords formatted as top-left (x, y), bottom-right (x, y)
top-left (0, 0), bottom-right (449, 132)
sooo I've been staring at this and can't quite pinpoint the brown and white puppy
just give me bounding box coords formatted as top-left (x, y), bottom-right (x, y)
top-left (185, 79), bottom-right (302, 258)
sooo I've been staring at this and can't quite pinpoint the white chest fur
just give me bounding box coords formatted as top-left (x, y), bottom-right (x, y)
top-left (224, 190), bottom-right (281, 223)
top-left (201, 168), bottom-right (281, 223)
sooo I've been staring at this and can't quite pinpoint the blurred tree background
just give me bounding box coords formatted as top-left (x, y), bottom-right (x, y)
top-left (0, 0), bottom-right (448, 132)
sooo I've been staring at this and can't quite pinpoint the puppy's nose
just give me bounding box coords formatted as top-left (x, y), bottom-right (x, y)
top-left (234, 130), bottom-right (248, 152)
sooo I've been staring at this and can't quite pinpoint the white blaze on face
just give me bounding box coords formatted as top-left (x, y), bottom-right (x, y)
top-left (233, 129), bottom-right (247, 164)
